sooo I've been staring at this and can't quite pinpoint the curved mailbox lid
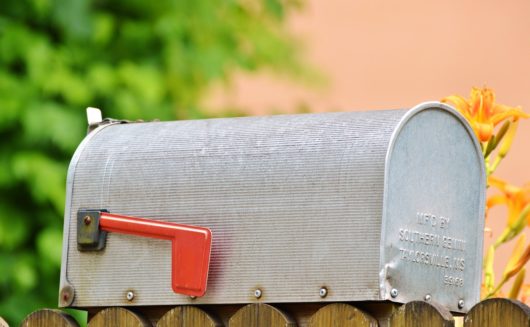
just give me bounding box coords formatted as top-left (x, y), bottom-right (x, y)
top-left (380, 102), bottom-right (486, 313)
top-left (61, 108), bottom-right (403, 307)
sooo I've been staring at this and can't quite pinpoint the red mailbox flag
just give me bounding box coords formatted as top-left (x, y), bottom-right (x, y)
top-left (98, 212), bottom-right (212, 297)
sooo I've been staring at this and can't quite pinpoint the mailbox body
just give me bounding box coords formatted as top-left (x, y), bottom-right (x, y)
top-left (60, 102), bottom-right (485, 312)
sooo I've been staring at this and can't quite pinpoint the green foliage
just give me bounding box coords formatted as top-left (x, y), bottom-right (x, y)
top-left (0, 0), bottom-right (307, 324)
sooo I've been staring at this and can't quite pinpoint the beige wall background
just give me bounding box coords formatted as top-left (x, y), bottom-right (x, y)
top-left (209, 0), bottom-right (530, 295)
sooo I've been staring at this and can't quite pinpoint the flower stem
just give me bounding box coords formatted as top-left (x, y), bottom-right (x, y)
top-left (485, 276), bottom-right (508, 299)
top-left (493, 204), bottom-right (530, 249)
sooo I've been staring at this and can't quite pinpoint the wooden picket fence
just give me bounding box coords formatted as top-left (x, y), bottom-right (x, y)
top-left (15, 298), bottom-right (530, 327)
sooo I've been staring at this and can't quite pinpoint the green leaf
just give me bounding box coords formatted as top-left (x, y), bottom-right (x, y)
top-left (36, 227), bottom-right (63, 267)
top-left (117, 62), bottom-right (165, 105)
top-left (0, 204), bottom-right (28, 250)
top-left (51, 0), bottom-right (92, 41)
top-left (0, 73), bottom-right (26, 129)
top-left (21, 103), bottom-right (85, 152)
top-left (11, 152), bottom-right (66, 213)
top-left (41, 65), bottom-right (94, 106)
top-left (92, 13), bottom-right (115, 46)
top-left (12, 256), bottom-right (37, 290)
top-left (87, 63), bottom-right (118, 95)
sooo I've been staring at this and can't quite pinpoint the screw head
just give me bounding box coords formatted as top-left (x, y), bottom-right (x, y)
top-left (390, 288), bottom-right (398, 298)
top-left (424, 294), bottom-right (431, 301)
top-left (83, 216), bottom-right (92, 225)
top-left (254, 289), bottom-right (262, 299)
top-left (60, 285), bottom-right (74, 306)
top-left (319, 287), bottom-right (328, 298)
top-left (458, 299), bottom-right (465, 309)
top-left (126, 291), bottom-right (134, 301)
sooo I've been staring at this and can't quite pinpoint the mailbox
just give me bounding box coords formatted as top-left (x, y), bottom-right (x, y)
top-left (59, 102), bottom-right (485, 312)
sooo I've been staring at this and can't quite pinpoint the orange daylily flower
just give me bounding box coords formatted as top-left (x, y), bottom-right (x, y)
top-left (442, 87), bottom-right (529, 142)
top-left (487, 176), bottom-right (530, 227)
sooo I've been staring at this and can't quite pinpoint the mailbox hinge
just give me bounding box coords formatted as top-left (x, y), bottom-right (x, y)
top-left (77, 209), bottom-right (108, 251)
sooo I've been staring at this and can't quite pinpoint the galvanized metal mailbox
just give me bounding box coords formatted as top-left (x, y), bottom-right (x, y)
top-left (59, 102), bottom-right (485, 312)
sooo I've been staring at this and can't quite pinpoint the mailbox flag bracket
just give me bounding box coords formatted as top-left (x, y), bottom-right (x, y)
top-left (77, 209), bottom-right (212, 297)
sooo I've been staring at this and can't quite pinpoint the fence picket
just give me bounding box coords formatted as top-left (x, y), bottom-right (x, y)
top-left (464, 298), bottom-right (530, 327)
top-left (308, 303), bottom-right (378, 327)
top-left (388, 301), bottom-right (454, 327)
top-left (20, 309), bottom-right (79, 327)
top-left (157, 305), bottom-right (223, 327)
top-left (88, 307), bottom-right (150, 327)
top-left (228, 303), bottom-right (296, 327)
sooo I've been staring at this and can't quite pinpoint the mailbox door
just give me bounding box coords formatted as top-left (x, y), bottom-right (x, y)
top-left (381, 103), bottom-right (486, 313)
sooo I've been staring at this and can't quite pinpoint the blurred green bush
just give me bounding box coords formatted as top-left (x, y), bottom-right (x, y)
top-left (0, 0), bottom-right (308, 324)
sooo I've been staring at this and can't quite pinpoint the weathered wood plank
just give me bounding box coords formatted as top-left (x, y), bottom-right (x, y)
top-left (20, 309), bottom-right (79, 327)
top-left (88, 307), bottom-right (150, 327)
top-left (388, 301), bottom-right (454, 327)
top-left (156, 306), bottom-right (222, 327)
top-left (357, 302), bottom-right (400, 327)
top-left (308, 303), bottom-right (378, 327)
top-left (464, 298), bottom-right (530, 327)
top-left (229, 303), bottom-right (296, 327)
